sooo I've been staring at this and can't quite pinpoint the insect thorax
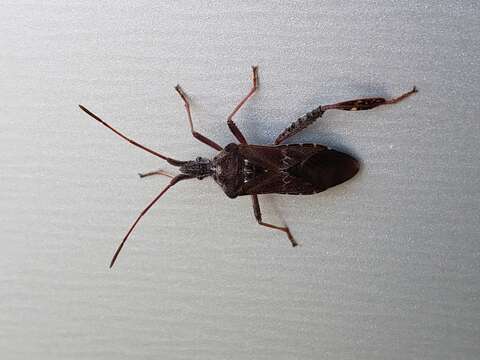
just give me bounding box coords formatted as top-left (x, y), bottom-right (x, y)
top-left (212, 143), bottom-right (246, 198)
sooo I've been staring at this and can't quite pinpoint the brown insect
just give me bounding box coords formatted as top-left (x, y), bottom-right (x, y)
top-left (79, 66), bottom-right (417, 267)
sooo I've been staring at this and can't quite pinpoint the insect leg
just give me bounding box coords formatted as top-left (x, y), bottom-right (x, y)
top-left (321, 86), bottom-right (418, 111)
top-left (274, 106), bottom-right (324, 144)
top-left (175, 85), bottom-right (223, 151)
top-left (227, 66), bottom-right (259, 144)
top-left (251, 195), bottom-right (298, 247)
top-left (138, 169), bottom-right (175, 179)
top-left (274, 87), bottom-right (417, 145)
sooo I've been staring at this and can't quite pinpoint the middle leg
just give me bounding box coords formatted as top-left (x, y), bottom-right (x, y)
top-left (251, 194), bottom-right (297, 247)
top-left (227, 66), bottom-right (259, 144)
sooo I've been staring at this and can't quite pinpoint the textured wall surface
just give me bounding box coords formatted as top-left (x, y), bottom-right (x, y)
top-left (1, 1), bottom-right (479, 359)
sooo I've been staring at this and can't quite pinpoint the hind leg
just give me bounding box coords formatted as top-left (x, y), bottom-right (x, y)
top-left (274, 87), bottom-right (417, 144)
top-left (321, 87), bottom-right (417, 111)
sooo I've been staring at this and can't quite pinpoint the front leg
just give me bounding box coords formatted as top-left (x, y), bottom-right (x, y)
top-left (175, 85), bottom-right (223, 151)
top-left (138, 169), bottom-right (175, 179)
top-left (251, 195), bottom-right (297, 247)
top-left (227, 66), bottom-right (259, 144)
top-left (274, 87), bottom-right (417, 144)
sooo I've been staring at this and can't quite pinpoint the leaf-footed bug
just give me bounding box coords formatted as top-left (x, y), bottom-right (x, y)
top-left (79, 66), bottom-right (417, 267)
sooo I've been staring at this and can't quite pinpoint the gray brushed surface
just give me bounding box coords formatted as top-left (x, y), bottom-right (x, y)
top-left (1, 1), bottom-right (479, 359)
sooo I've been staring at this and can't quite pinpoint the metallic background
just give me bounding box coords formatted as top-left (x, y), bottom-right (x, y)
top-left (1, 1), bottom-right (479, 359)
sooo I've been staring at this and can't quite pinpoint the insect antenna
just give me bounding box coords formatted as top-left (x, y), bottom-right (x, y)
top-left (109, 174), bottom-right (191, 268)
top-left (78, 105), bottom-right (184, 166)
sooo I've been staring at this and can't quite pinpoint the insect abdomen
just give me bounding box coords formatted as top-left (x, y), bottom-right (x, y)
top-left (288, 149), bottom-right (360, 191)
